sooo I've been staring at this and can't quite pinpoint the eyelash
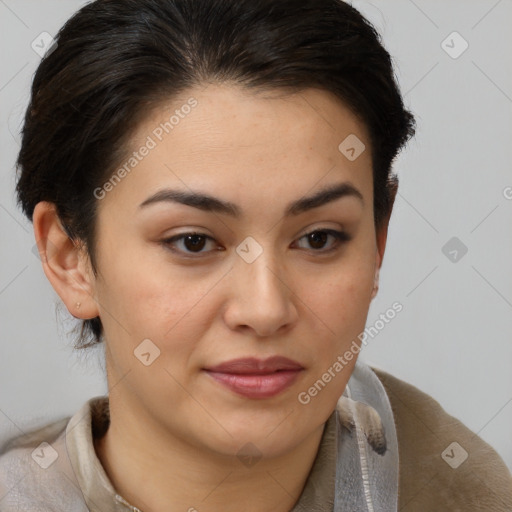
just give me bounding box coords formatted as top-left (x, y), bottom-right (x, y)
top-left (161, 229), bottom-right (351, 258)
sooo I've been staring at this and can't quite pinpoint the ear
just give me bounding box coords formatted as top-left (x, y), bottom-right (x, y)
top-left (32, 201), bottom-right (99, 319)
top-left (370, 179), bottom-right (397, 300)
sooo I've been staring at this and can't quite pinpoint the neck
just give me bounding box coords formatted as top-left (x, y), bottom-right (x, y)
top-left (94, 397), bottom-right (326, 512)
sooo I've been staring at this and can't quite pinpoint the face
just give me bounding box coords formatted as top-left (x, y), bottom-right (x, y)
top-left (88, 83), bottom-right (382, 459)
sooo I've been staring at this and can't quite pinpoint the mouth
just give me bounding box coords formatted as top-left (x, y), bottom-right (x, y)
top-left (203, 356), bottom-right (304, 399)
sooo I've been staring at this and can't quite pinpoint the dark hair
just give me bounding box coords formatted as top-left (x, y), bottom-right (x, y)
top-left (15, 0), bottom-right (416, 350)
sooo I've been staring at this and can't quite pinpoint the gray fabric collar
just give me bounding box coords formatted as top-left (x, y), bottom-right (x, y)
top-left (334, 359), bottom-right (399, 511)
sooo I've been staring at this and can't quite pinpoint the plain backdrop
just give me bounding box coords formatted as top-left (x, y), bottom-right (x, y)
top-left (1, 0), bottom-right (511, 473)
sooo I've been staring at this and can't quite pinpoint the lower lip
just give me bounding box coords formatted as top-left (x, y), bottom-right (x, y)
top-left (204, 370), bottom-right (302, 399)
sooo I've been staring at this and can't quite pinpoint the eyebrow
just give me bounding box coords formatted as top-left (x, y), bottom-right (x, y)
top-left (139, 181), bottom-right (364, 218)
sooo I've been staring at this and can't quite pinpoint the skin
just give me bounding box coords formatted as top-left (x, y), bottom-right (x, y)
top-left (33, 83), bottom-right (393, 512)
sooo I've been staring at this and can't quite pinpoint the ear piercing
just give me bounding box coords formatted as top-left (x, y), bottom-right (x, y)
top-left (75, 302), bottom-right (81, 309)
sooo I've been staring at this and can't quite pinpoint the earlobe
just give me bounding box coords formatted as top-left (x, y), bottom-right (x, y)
top-left (32, 201), bottom-right (99, 320)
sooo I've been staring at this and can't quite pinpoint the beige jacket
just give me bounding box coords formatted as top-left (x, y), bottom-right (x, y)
top-left (374, 367), bottom-right (512, 510)
top-left (0, 366), bottom-right (510, 511)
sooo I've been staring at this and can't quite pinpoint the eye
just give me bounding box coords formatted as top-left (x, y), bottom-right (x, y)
top-left (293, 229), bottom-right (351, 253)
top-left (161, 232), bottom-right (219, 256)
top-left (161, 228), bottom-right (351, 258)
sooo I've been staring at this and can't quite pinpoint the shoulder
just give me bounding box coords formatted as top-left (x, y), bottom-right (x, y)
top-left (370, 365), bottom-right (512, 511)
top-left (0, 410), bottom-right (89, 510)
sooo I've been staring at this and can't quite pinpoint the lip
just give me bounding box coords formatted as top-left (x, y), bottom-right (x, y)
top-left (203, 356), bottom-right (304, 399)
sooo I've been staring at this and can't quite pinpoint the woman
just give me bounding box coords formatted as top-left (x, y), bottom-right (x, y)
top-left (1, 0), bottom-right (511, 510)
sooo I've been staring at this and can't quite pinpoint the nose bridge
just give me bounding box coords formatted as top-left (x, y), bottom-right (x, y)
top-left (235, 236), bottom-right (286, 302)
top-left (228, 235), bottom-right (297, 334)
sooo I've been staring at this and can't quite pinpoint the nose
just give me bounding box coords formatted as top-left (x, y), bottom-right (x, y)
top-left (223, 246), bottom-right (299, 338)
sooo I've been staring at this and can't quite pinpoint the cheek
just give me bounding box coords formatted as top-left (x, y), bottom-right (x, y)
top-left (96, 248), bottom-right (223, 365)
top-left (306, 254), bottom-right (375, 318)
top-left (103, 271), bottom-right (206, 337)
top-left (299, 252), bottom-right (376, 356)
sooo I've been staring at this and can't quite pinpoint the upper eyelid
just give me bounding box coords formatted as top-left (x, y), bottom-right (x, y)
top-left (165, 227), bottom-right (346, 242)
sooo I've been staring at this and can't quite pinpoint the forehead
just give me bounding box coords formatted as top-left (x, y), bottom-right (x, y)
top-left (98, 83), bottom-right (373, 215)
top-left (152, 83), bottom-right (370, 157)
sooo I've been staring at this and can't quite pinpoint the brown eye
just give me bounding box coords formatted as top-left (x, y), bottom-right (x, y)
top-left (308, 231), bottom-right (329, 250)
top-left (162, 232), bottom-right (217, 256)
top-left (182, 234), bottom-right (207, 252)
top-left (295, 229), bottom-right (351, 253)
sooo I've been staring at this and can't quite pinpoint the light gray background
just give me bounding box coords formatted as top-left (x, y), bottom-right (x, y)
top-left (1, 0), bottom-right (511, 473)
